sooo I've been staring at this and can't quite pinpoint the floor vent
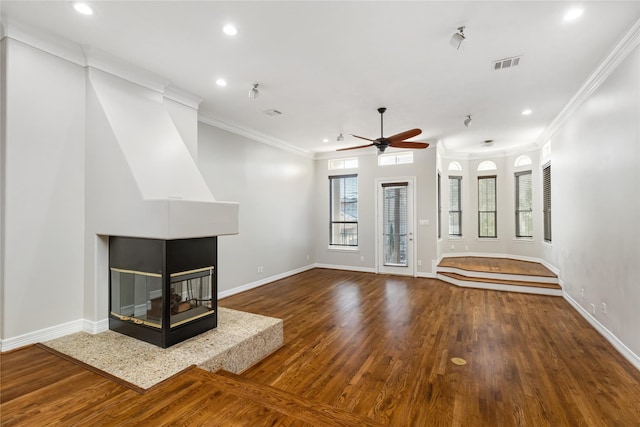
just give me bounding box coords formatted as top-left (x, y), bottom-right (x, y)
top-left (492, 56), bottom-right (522, 71)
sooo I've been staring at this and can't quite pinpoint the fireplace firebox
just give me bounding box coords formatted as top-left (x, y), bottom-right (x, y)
top-left (109, 236), bottom-right (217, 348)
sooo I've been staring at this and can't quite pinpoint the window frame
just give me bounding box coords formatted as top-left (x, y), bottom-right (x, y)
top-left (328, 174), bottom-right (358, 247)
top-left (478, 175), bottom-right (497, 238)
top-left (515, 170), bottom-right (533, 238)
top-left (448, 175), bottom-right (462, 237)
top-left (437, 172), bottom-right (442, 239)
top-left (543, 163), bottom-right (552, 242)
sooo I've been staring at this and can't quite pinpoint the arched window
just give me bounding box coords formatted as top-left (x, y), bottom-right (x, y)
top-left (448, 161), bottom-right (462, 171)
top-left (477, 160), bottom-right (497, 171)
top-left (514, 155), bottom-right (532, 167)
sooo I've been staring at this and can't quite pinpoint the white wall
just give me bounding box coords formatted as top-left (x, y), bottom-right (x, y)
top-left (0, 39), bottom-right (86, 339)
top-left (198, 123), bottom-right (316, 294)
top-left (546, 45), bottom-right (640, 359)
top-left (314, 148), bottom-right (439, 276)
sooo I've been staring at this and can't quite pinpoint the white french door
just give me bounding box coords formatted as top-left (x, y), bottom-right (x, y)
top-left (376, 177), bottom-right (415, 276)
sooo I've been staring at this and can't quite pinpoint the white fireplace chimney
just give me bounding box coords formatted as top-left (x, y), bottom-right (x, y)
top-left (86, 67), bottom-right (238, 239)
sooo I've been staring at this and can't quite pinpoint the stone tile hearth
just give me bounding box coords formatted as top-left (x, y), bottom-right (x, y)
top-left (43, 307), bottom-right (283, 389)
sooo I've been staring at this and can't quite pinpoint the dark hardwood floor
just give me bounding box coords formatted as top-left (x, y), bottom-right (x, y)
top-left (2, 268), bottom-right (640, 426)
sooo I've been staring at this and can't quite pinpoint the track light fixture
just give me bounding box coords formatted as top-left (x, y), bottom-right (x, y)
top-left (337, 133), bottom-right (344, 142)
top-left (248, 83), bottom-right (259, 99)
top-left (464, 115), bottom-right (472, 128)
top-left (450, 26), bottom-right (466, 50)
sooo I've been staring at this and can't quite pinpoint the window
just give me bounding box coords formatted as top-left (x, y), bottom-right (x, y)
top-left (448, 161), bottom-right (462, 171)
top-left (329, 174), bottom-right (358, 246)
top-left (328, 157), bottom-right (358, 170)
top-left (448, 176), bottom-right (462, 236)
top-left (378, 151), bottom-right (413, 166)
top-left (437, 172), bottom-right (442, 239)
top-left (543, 163), bottom-right (551, 242)
top-left (477, 160), bottom-right (497, 171)
top-left (514, 155), bottom-right (532, 167)
top-left (515, 171), bottom-right (533, 238)
top-left (478, 176), bottom-right (497, 238)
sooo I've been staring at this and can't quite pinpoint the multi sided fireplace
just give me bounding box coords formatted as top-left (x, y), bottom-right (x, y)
top-left (109, 236), bottom-right (217, 348)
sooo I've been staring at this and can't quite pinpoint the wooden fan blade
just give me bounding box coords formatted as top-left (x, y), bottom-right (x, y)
top-left (389, 141), bottom-right (430, 149)
top-left (337, 143), bottom-right (375, 151)
top-left (350, 134), bottom-right (376, 142)
top-left (387, 128), bottom-right (422, 143)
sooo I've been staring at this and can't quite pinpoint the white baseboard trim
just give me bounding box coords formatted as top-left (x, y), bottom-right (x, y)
top-left (416, 272), bottom-right (437, 279)
top-left (83, 318), bottom-right (109, 335)
top-left (313, 263), bottom-right (377, 274)
top-left (0, 319), bottom-right (84, 352)
top-left (218, 264), bottom-right (316, 300)
top-left (563, 292), bottom-right (640, 372)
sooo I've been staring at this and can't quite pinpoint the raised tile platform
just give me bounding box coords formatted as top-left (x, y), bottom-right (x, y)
top-left (42, 307), bottom-right (283, 389)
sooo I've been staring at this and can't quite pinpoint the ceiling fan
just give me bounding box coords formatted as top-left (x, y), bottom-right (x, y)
top-left (338, 107), bottom-right (429, 153)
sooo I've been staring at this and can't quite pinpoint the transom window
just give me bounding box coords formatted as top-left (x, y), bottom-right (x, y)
top-left (328, 157), bottom-right (358, 170)
top-left (514, 155), bottom-right (532, 167)
top-left (448, 161), bottom-right (462, 171)
top-left (477, 160), bottom-right (497, 171)
top-left (378, 151), bottom-right (413, 166)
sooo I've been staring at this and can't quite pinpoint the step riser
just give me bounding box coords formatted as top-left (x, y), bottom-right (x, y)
top-left (437, 267), bottom-right (559, 284)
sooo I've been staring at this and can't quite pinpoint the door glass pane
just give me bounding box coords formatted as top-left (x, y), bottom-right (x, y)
top-left (383, 185), bottom-right (408, 266)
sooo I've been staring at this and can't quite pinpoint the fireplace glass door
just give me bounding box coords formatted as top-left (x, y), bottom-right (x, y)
top-left (110, 268), bottom-right (163, 328)
top-left (168, 267), bottom-right (214, 328)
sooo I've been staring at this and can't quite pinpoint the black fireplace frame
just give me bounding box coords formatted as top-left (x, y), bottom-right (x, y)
top-left (109, 236), bottom-right (217, 348)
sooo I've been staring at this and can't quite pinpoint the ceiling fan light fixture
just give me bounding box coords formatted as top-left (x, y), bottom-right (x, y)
top-left (464, 115), bottom-right (472, 127)
top-left (337, 133), bottom-right (344, 142)
top-left (450, 26), bottom-right (466, 50)
top-left (248, 83), bottom-right (259, 99)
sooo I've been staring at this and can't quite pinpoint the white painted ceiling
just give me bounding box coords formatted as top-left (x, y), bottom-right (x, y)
top-left (2, 1), bottom-right (639, 156)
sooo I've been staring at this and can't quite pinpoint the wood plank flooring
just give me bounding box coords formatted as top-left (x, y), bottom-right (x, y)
top-left (438, 256), bottom-right (557, 277)
top-left (3, 268), bottom-right (640, 426)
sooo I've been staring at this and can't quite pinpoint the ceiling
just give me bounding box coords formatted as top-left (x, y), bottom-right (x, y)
top-left (2, 1), bottom-right (639, 157)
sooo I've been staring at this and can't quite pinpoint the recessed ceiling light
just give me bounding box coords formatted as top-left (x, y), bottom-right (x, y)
top-left (73, 2), bottom-right (93, 15)
top-left (521, 109), bottom-right (532, 115)
top-left (322, 138), bottom-right (329, 143)
top-left (223, 24), bottom-right (238, 36)
top-left (564, 8), bottom-right (583, 21)
top-left (216, 78), bottom-right (227, 87)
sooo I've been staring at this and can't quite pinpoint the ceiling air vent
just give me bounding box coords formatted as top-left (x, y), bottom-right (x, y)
top-left (492, 56), bottom-right (521, 71)
top-left (263, 109), bottom-right (282, 116)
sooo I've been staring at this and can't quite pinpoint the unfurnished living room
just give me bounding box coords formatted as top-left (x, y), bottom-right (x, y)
top-left (1, 1), bottom-right (639, 426)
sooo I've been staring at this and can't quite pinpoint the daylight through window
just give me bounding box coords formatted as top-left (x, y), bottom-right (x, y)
top-left (329, 174), bottom-right (358, 246)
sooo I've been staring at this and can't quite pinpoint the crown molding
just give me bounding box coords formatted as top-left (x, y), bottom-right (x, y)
top-left (164, 86), bottom-right (203, 110)
top-left (198, 111), bottom-right (314, 159)
top-left (82, 45), bottom-right (169, 94)
top-left (0, 20), bottom-right (85, 66)
top-left (535, 18), bottom-right (640, 147)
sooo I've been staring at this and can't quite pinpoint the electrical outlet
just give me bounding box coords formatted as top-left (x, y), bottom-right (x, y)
top-left (590, 303), bottom-right (596, 314)
top-left (418, 260), bottom-right (422, 266)
top-left (602, 303), bottom-right (607, 314)
top-left (451, 245), bottom-right (455, 250)
top-left (306, 254), bottom-right (309, 261)
top-left (360, 256), bottom-right (364, 262)
top-left (257, 266), bottom-right (264, 274)
top-left (581, 288), bottom-right (585, 297)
